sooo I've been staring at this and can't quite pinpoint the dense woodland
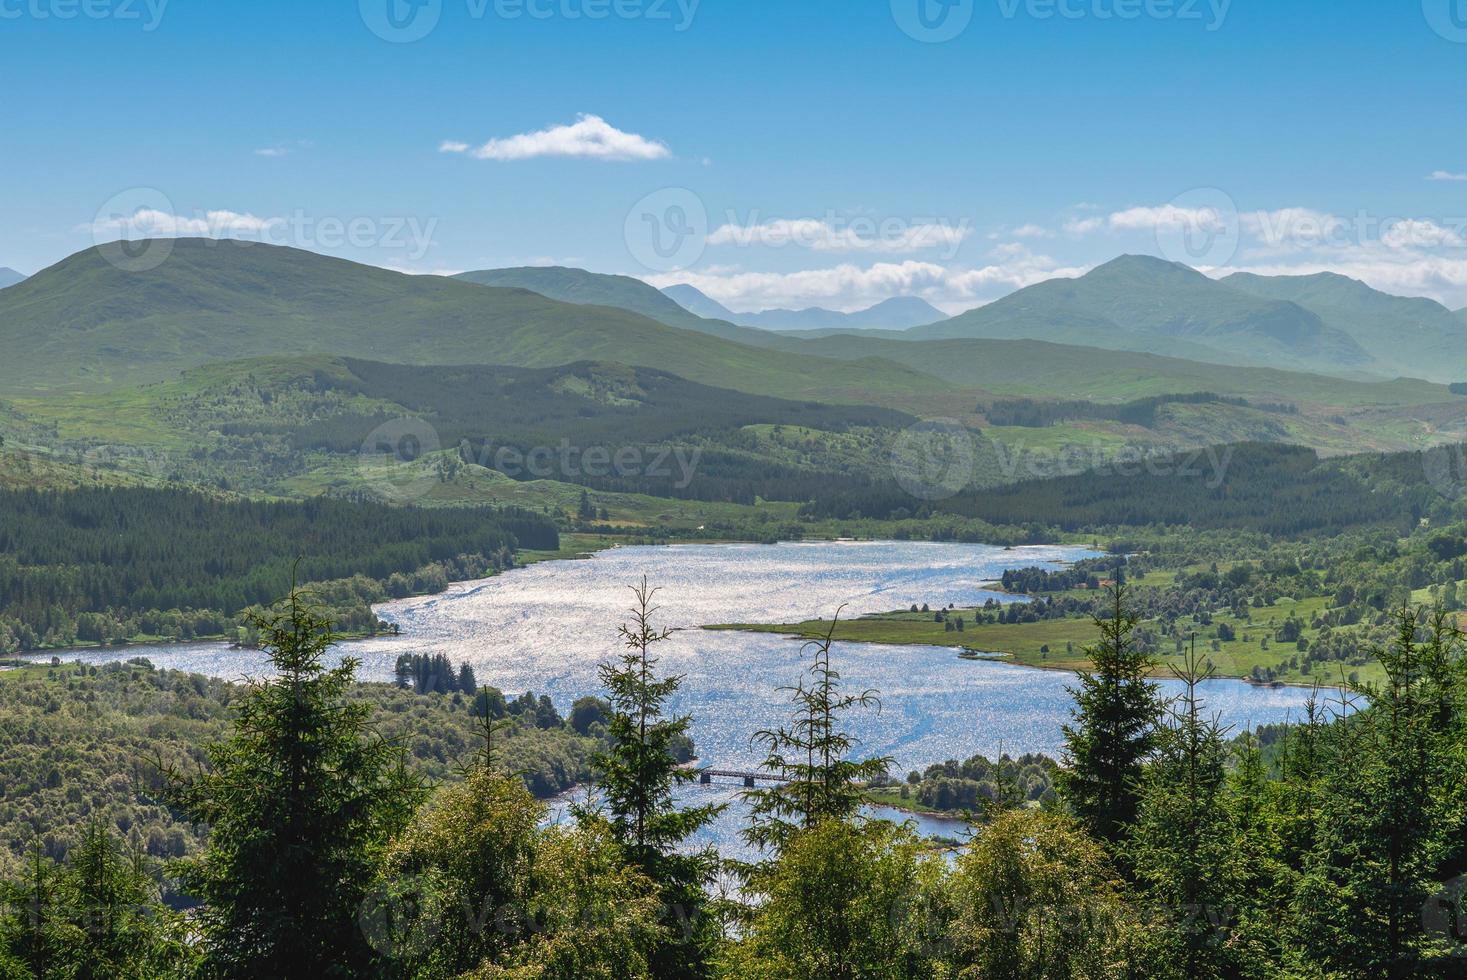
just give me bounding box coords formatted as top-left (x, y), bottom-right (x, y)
top-left (276, 359), bottom-right (911, 503)
top-left (0, 488), bottom-right (556, 651)
top-left (0, 655), bottom-right (606, 876)
top-left (3, 582), bottom-right (1466, 978)
top-left (983, 392), bottom-right (1295, 428)
top-left (805, 441), bottom-right (1466, 536)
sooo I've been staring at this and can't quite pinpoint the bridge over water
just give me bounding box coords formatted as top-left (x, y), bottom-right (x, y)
top-left (697, 768), bottom-right (790, 788)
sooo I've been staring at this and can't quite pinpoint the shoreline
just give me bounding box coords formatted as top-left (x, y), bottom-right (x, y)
top-left (703, 619), bottom-right (1343, 692)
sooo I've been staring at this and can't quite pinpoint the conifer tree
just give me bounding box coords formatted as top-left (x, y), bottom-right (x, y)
top-left (590, 578), bottom-right (723, 978)
top-left (169, 587), bottom-right (425, 979)
top-left (1129, 643), bottom-right (1237, 979)
top-left (1295, 605), bottom-right (1462, 977)
top-left (1059, 584), bottom-right (1162, 844)
top-left (744, 610), bottom-right (891, 853)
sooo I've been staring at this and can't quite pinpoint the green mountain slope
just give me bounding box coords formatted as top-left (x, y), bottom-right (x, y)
top-left (451, 265), bottom-right (770, 343)
top-left (661, 283), bottom-right (736, 320)
top-left (1222, 271), bottom-right (1467, 383)
top-left (909, 255), bottom-right (1374, 375)
top-left (0, 240), bottom-right (952, 408)
top-left (7, 354), bottom-right (921, 504)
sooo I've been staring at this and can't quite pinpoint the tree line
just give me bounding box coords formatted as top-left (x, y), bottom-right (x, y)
top-left (983, 392), bottom-right (1296, 428)
top-left (0, 487), bottom-right (556, 651)
top-left (3, 582), bottom-right (1466, 977)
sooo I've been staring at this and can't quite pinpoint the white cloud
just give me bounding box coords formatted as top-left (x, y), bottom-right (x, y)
top-left (1063, 216), bottom-right (1104, 236)
top-left (1009, 223), bottom-right (1052, 239)
top-left (440, 114), bottom-right (670, 162)
top-left (705, 217), bottom-right (972, 256)
top-left (1213, 254), bottom-right (1467, 308)
top-left (254, 147), bottom-right (288, 158)
top-left (1428, 170), bottom-right (1467, 181)
top-left (643, 248), bottom-right (1087, 315)
top-left (1240, 207), bottom-right (1345, 250)
top-left (1381, 218), bottom-right (1465, 249)
top-left (92, 208), bottom-right (281, 237)
top-left (1108, 204), bottom-right (1230, 233)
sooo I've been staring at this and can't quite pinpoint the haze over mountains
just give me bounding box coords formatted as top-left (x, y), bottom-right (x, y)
top-left (454, 253), bottom-right (1467, 384)
top-left (0, 240), bottom-right (944, 407)
top-left (6, 238), bottom-right (1467, 422)
top-left (661, 283), bottom-right (947, 332)
top-left (0, 268), bottom-right (25, 289)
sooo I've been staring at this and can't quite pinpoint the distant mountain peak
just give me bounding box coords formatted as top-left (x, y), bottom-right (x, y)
top-left (660, 286), bottom-right (945, 331)
top-left (1087, 253), bottom-right (1207, 281)
top-left (0, 267), bottom-right (27, 289)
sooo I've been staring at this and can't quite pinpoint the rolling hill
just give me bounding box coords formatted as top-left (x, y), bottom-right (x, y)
top-left (908, 255), bottom-right (1374, 375)
top-left (755, 334), bottom-right (1454, 407)
top-left (4, 354), bottom-right (923, 505)
top-left (450, 265), bottom-right (770, 344)
top-left (0, 240), bottom-right (955, 409)
top-left (1222, 271), bottom-right (1467, 383)
top-left (662, 283), bottom-right (946, 331)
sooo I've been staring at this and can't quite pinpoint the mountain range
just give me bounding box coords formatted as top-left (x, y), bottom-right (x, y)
top-left (6, 239), bottom-right (1467, 417)
top-left (661, 283), bottom-right (946, 332)
top-left (0, 240), bottom-right (945, 407)
top-left (0, 268), bottom-right (25, 289)
top-left (907, 256), bottom-right (1363, 373)
top-left (481, 255), bottom-right (1467, 384)
top-left (450, 265), bottom-right (773, 344)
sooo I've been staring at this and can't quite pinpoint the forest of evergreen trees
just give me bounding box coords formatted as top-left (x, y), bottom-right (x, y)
top-left (805, 441), bottom-right (1464, 536)
top-left (982, 392), bottom-right (1295, 428)
top-left (3, 582), bottom-right (1466, 977)
top-left (0, 488), bottom-right (556, 651)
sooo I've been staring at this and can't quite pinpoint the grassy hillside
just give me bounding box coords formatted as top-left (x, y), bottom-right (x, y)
top-left (7, 355), bottom-right (920, 504)
top-left (0, 240), bottom-right (954, 409)
top-left (452, 265), bottom-right (775, 344)
top-left (909, 255), bottom-right (1373, 375)
top-left (779, 335), bottom-right (1452, 406)
top-left (1222, 270), bottom-right (1467, 383)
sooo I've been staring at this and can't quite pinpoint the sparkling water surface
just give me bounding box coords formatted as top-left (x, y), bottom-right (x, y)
top-left (41, 541), bottom-right (1325, 856)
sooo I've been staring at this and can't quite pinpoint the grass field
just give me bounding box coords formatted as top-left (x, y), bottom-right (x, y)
top-left (708, 589), bottom-right (1386, 688)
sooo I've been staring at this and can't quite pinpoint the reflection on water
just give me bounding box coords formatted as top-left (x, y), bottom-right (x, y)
top-left (38, 540), bottom-right (1331, 853)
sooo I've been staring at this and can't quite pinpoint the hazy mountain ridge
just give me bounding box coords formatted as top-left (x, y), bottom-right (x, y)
top-left (0, 268), bottom-right (25, 289)
top-left (908, 255), bottom-right (1375, 376)
top-left (450, 266), bottom-right (773, 345)
top-left (0, 240), bottom-right (952, 408)
top-left (662, 283), bottom-right (945, 331)
top-left (1222, 270), bottom-right (1467, 382)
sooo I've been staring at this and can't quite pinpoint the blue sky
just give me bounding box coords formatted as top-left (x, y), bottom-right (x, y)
top-left (4, 0), bottom-right (1467, 312)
